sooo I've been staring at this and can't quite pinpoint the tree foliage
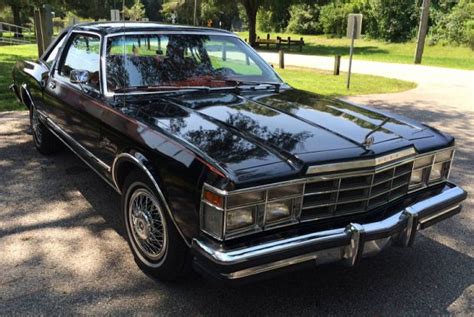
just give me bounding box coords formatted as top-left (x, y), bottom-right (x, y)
top-left (365, 0), bottom-right (419, 42)
top-left (142, 0), bottom-right (162, 22)
top-left (124, 0), bottom-right (146, 21)
top-left (430, 0), bottom-right (474, 48)
top-left (286, 3), bottom-right (322, 35)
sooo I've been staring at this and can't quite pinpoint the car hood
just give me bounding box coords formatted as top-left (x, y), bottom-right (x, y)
top-left (130, 89), bottom-right (452, 186)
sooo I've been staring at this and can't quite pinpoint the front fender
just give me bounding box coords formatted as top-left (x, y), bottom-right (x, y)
top-left (112, 150), bottom-right (193, 247)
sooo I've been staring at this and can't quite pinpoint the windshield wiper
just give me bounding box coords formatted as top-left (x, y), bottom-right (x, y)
top-left (227, 80), bottom-right (282, 93)
top-left (113, 85), bottom-right (212, 93)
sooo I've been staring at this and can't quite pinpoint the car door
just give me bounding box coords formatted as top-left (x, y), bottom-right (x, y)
top-left (43, 31), bottom-right (110, 174)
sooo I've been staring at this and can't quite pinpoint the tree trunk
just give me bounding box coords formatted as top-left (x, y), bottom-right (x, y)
top-left (242, 0), bottom-right (259, 47)
top-left (247, 9), bottom-right (257, 47)
top-left (11, 5), bottom-right (23, 38)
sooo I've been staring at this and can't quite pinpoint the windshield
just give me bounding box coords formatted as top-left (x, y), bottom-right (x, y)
top-left (105, 33), bottom-right (282, 92)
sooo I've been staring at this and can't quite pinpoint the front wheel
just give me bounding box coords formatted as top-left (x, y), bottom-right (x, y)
top-left (122, 173), bottom-right (192, 281)
top-left (30, 107), bottom-right (61, 155)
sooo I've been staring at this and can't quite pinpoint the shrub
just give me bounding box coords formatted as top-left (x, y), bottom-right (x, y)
top-left (430, 0), bottom-right (474, 48)
top-left (286, 3), bottom-right (322, 35)
top-left (319, 2), bottom-right (354, 37)
top-left (365, 0), bottom-right (419, 42)
top-left (257, 10), bottom-right (273, 33)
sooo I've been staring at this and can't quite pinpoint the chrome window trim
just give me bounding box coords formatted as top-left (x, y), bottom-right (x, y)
top-left (200, 146), bottom-right (455, 241)
top-left (101, 30), bottom-right (281, 97)
top-left (52, 29), bottom-right (104, 95)
top-left (101, 31), bottom-right (238, 98)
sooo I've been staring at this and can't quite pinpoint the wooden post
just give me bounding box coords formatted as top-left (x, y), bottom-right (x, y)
top-left (334, 55), bottom-right (341, 75)
top-left (34, 5), bottom-right (53, 57)
top-left (287, 36), bottom-right (291, 50)
top-left (222, 41), bottom-right (227, 61)
top-left (300, 37), bottom-right (304, 52)
top-left (34, 10), bottom-right (44, 56)
top-left (41, 5), bottom-right (53, 49)
top-left (414, 0), bottom-right (430, 64)
top-left (279, 50), bottom-right (284, 69)
top-left (266, 33), bottom-right (270, 50)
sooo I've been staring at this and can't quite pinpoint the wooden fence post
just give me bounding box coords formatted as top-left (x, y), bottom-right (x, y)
top-left (334, 55), bottom-right (341, 75)
top-left (279, 50), bottom-right (284, 69)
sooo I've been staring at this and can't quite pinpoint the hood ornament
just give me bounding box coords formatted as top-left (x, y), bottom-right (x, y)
top-left (362, 135), bottom-right (375, 149)
top-left (361, 118), bottom-right (390, 150)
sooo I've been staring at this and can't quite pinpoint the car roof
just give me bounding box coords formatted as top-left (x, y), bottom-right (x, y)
top-left (73, 21), bottom-right (235, 36)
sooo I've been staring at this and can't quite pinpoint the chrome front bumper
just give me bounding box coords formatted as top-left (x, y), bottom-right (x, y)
top-left (192, 183), bottom-right (467, 282)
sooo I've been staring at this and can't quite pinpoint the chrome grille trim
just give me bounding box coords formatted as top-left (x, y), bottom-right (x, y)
top-left (201, 147), bottom-right (454, 241)
top-left (301, 161), bottom-right (414, 221)
top-left (306, 147), bottom-right (416, 175)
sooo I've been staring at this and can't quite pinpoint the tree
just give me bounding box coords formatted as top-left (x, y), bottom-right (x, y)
top-left (64, 0), bottom-right (115, 21)
top-left (239, 0), bottom-right (262, 47)
top-left (0, 0), bottom-right (63, 36)
top-left (124, 0), bottom-right (146, 21)
top-left (200, 0), bottom-right (238, 29)
top-left (142, 0), bottom-right (162, 21)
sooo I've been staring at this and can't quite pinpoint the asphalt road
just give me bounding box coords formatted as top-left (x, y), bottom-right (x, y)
top-left (0, 106), bottom-right (472, 315)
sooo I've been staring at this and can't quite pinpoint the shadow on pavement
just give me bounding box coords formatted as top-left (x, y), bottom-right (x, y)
top-left (0, 110), bottom-right (472, 315)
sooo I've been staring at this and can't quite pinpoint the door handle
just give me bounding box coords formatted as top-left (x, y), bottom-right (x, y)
top-left (48, 81), bottom-right (56, 89)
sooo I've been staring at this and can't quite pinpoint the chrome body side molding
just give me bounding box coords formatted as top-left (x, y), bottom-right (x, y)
top-left (44, 115), bottom-right (111, 172)
top-left (37, 110), bottom-right (120, 194)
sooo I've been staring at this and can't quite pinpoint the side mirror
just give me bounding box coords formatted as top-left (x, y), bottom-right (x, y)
top-left (70, 69), bottom-right (90, 84)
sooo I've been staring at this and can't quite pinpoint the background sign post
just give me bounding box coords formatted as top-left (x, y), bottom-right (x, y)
top-left (346, 13), bottom-right (362, 89)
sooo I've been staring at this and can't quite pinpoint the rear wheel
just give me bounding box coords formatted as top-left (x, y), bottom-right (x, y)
top-left (30, 107), bottom-right (60, 155)
top-left (122, 172), bottom-right (192, 281)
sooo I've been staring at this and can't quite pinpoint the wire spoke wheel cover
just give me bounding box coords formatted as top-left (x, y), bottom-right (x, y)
top-left (128, 188), bottom-right (168, 263)
top-left (32, 109), bottom-right (42, 144)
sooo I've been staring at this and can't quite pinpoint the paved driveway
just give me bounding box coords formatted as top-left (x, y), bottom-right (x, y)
top-left (260, 52), bottom-right (474, 111)
top-left (0, 102), bottom-right (472, 314)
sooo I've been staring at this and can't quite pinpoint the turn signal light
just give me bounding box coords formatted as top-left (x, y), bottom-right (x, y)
top-left (203, 190), bottom-right (224, 208)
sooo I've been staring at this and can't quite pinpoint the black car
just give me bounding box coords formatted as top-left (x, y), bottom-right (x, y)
top-left (10, 22), bottom-right (467, 283)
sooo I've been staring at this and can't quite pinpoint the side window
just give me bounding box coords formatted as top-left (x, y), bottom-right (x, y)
top-left (44, 35), bottom-right (67, 67)
top-left (59, 34), bottom-right (101, 90)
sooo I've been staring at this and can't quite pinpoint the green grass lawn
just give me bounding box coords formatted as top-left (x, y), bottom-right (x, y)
top-left (237, 32), bottom-right (474, 70)
top-left (0, 44), bottom-right (38, 112)
top-left (0, 44), bottom-right (415, 112)
top-left (276, 67), bottom-right (416, 96)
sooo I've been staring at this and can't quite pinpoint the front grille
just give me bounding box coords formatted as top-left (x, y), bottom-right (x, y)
top-left (301, 161), bottom-right (414, 221)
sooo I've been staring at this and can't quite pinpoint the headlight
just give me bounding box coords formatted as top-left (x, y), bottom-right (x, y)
top-left (266, 200), bottom-right (292, 223)
top-left (435, 149), bottom-right (453, 163)
top-left (413, 155), bottom-right (433, 169)
top-left (227, 191), bottom-right (264, 208)
top-left (409, 149), bottom-right (454, 190)
top-left (201, 204), bottom-right (223, 239)
top-left (226, 207), bottom-right (256, 231)
top-left (201, 184), bottom-right (303, 240)
top-left (429, 162), bottom-right (449, 181)
top-left (268, 184), bottom-right (304, 200)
